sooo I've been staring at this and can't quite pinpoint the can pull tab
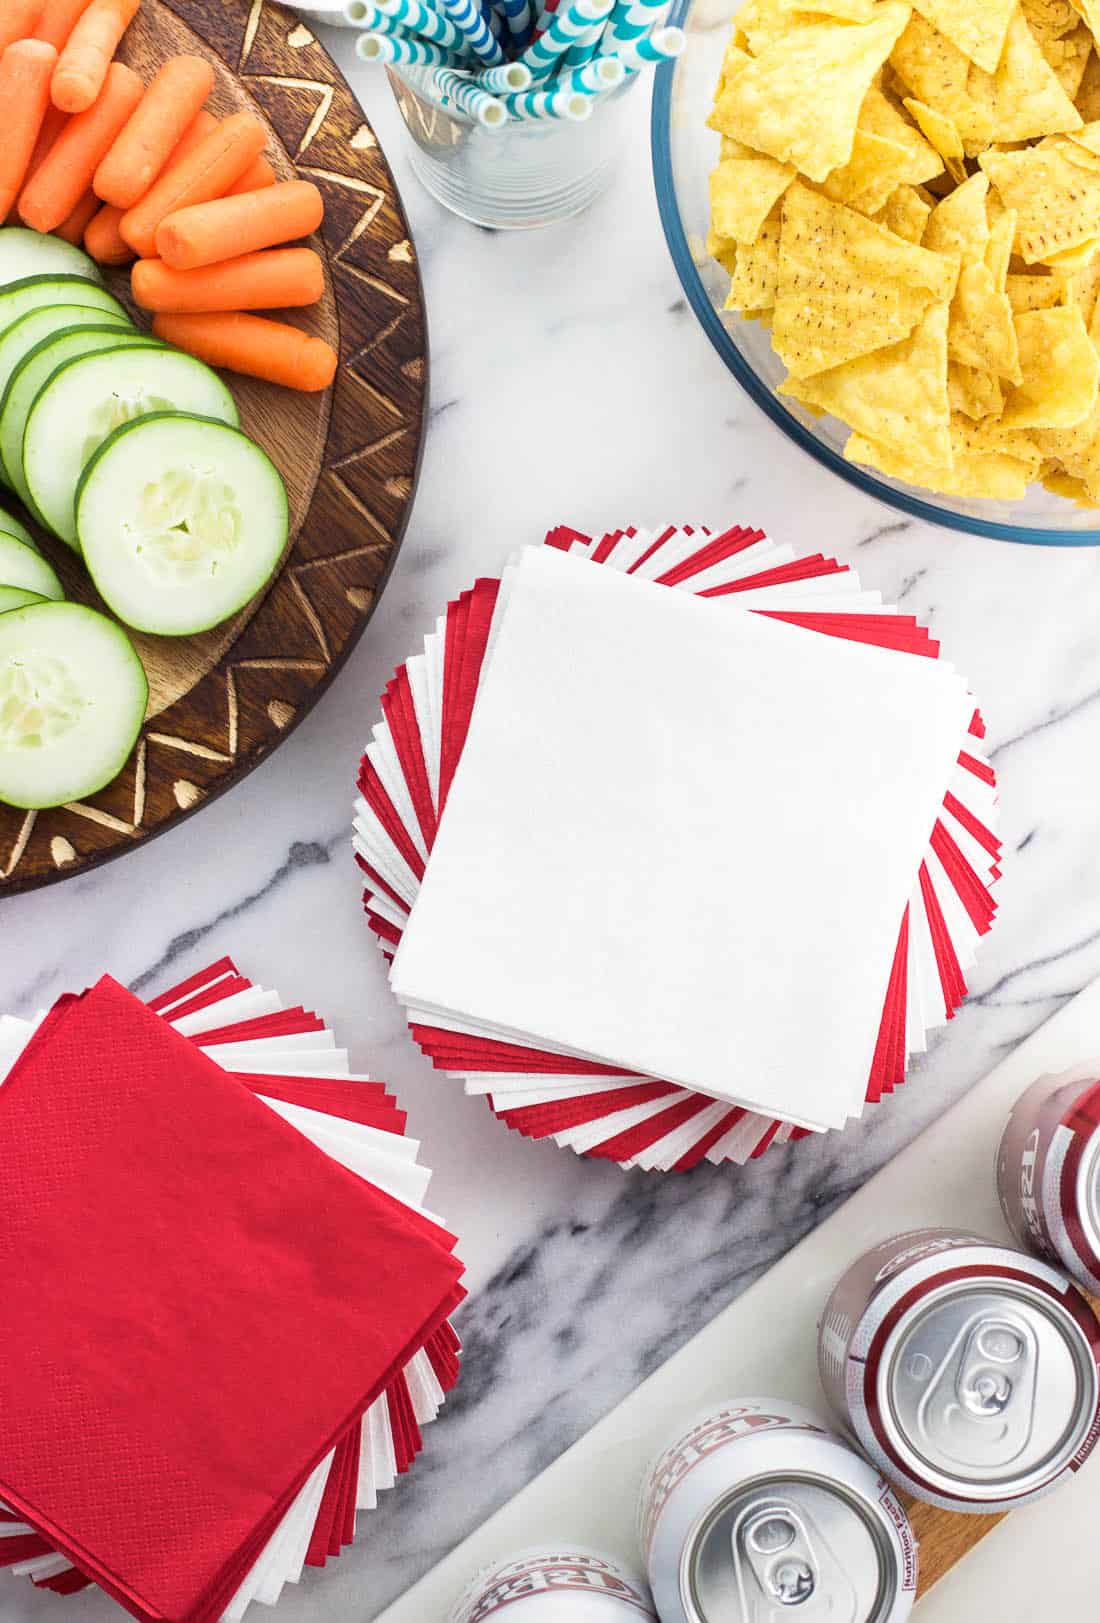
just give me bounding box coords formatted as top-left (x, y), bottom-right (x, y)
top-left (916, 1312), bottom-right (1039, 1469)
top-left (732, 1500), bottom-right (859, 1621)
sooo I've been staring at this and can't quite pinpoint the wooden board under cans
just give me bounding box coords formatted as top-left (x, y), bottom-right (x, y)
top-left (0, 0), bottom-right (427, 894)
top-left (375, 982), bottom-right (1100, 1621)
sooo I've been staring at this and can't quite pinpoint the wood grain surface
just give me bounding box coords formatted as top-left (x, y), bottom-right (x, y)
top-left (0, 0), bottom-right (427, 893)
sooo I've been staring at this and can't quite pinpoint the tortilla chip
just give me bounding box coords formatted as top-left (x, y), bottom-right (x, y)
top-left (709, 4), bottom-right (912, 181)
top-left (949, 360), bottom-right (1005, 415)
top-left (1077, 46), bottom-right (1100, 118)
top-left (910, 0), bottom-right (1016, 73)
top-left (706, 227), bottom-right (740, 275)
top-left (781, 0), bottom-right (877, 18)
top-left (772, 182), bottom-right (960, 377)
top-left (735, 0), bottom-right (798, 56)
top-left (1000, 303), bottom-right (1100, 425)
top-left (1040, 235), bottom-right (1100, 268)
top-left (725, 211), bottom-right (782, 310)
top-left (980, 141), bottom-right (1100, 259)
top-left (876, 183), bottom-right (935, 240)
top-left (845, 428), bottom-right (1033, 494)
top-left (950, 260), bottom-right (1023, 376)
top-left (1034, 395), bottom-right (1100, 493)
top-left (822, 129), bottom-right (941, 213)
top-left (709, 154), bottom-right (797, 243)
top-left (953, 412), bottom-right (1044, 470)
top-left (1076, 249), bottom-right (1100, 322)
top-left (923, 172), bottom-right (991, 263)
top-left (985, 206), bottom-right (1017, 286)
top-left (779, 300), bottom-right (952, 460)
top-left (1006, 270), bottom-right (1067, 306)
top-left (1041, 466), bottom-right (1099, 500)
top-left (1043, 20), bottom-right (1093, 95)
top-left (903, 96), bottom-right (969, 180)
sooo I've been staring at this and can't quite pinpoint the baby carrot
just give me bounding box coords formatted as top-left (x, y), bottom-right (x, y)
top-left (155, 179), bottom-right (323, 270)
top-left (19, 58), bottom-right (142, 232)
top-left (52, 0), bottom-right (140, 113)
top-left (0, 40), bottom-right (57, 222)
top-left (0, 0), bottom-right (44, 51)
top-left (34, 0), bottom-right (92, 49)
top-left (83, 200), bottom-right (129, 260)
top-left (119, 110), bottom-right (265, 257)
top-left (55, 184), bottom-right (98, 242)
top-left (226, 153), bottom-right (276, 196)
top-left (85, 103), bottom-right (215, 255)
top-left (133, 248), bottom-right (324, 312)
top-left (94, 54), bottom-right (214, 208)
top-left (152, 311), bottom-right (337, 392)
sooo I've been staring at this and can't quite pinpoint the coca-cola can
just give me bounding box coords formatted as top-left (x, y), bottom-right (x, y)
top-left (638, 1397), bottom-right (917, 1623)
top-left (819, 1226), bottom-right (1100, 1513)
top-left (997, 1064), bottom-right (1100, 1295)
top-left (450, 1547), bottom-right (657, 1622)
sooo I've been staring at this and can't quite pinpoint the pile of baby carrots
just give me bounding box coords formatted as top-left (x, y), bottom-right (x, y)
top-left (0, 0), bottom-right (337, 392)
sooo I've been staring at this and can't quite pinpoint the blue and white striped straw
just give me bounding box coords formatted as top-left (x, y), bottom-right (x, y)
top-left (436, 0), bottom-right (506, 65)
top-left (560, 16), bottom-right (606, 67)
top-left (434, 65), bottom-right (508, 124)
top-left (519, 0), bottom-right (612, 78)
top-left (476, 59), bottom-right (533, 89)
top-left (501, 83), bottom-right (592, 119)
top-left (561, 53), bottom-right (624, 91)
top-left (602, 0), bottom-right (668, 50)
top-left (356, 30), bottom-right (465, 64)
top-left (367, 0), bottom-right (467, 43)
top-left (493, 0), bottom-right (534, 48)
top-left (607, 22), bottom-right (683, 68)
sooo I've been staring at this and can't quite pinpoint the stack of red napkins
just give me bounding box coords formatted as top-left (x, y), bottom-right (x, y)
top-left (0, 963), bottom-right (464, 1622)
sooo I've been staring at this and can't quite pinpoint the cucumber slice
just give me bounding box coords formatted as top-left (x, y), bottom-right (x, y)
top-left (0, 307), bottom-right (131, 484)
top-left (0, 275), bottom-right (127, 341)
top-left (24, 345), bottom-right (238, 549)
top-left (78, 413), bottom-right (288, 636)
top-left (2, 327), bottom-right (160, 510)
top-left (0, 587), bottom-right (45, 614)
top-left (0, 502), bottom-right (37, 551)
top-left (0, 601), bottom-right (147, 808)
top-left (0, 532), bottom-right (63, 599)
top-left (0, 229), bottom-right (103, 288)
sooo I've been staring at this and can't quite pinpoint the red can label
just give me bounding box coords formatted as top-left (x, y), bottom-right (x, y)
top-left (997, 1068), bottom-right (1100, 1294)
top-left (453, 1551), bottom-right (655, 1622)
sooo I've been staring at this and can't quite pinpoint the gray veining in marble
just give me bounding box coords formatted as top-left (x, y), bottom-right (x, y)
top-left (4, 33), bottom-right (1100, 1623)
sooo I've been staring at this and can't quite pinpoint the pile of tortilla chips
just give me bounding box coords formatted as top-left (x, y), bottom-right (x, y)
top-left (706, 0), bottom-right (1100, 505)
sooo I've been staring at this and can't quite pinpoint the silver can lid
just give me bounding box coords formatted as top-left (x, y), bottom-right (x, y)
top-left (880, 1280), bottom-right (1098, 1495)
top-left (682, 1473), bottom-right (895, 1623)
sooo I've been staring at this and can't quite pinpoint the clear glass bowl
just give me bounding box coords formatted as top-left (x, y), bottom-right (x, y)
top-left (650, 0), bottom-right (1100, 546)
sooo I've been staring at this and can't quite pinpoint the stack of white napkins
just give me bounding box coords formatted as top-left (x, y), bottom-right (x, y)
top-left (354, 524), bottom-right (1000, 1167)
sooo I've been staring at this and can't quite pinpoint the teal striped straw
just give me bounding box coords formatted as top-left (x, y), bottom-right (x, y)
top-left (519, 0), bottom-right (613, 78)
top-left (434, 65), bottom-right (508, 124)
top-left (562, 54), bottom-right (624, 91)
top-left (602, 0), bottom-right (668, 50)
top-left (608, 22), bottom-right (683, 68)
top-left (436, 0), bottom-right (506, 65)
top-left (356, 31), bottom-right (465, 64)
top-left (476, 59), bottom-right (533, 90)
top-left (369, 0), bottom-right (467, 48)
top-left (560, 15), bottom-right (607, 68)
top-left (501, 84), bottom-right (592, 119)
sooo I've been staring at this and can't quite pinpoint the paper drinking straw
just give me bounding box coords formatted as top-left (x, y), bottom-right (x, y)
top-left (477, 59), bottom-right (533, 89)
top-left (434, 65), bottom-right (508, 124)
top-left (519, 0), bottom-right (612, 77)
top-left (561, 16), bottom-right (607, 66)
top-left (493, 0), bottom-right (533, 48)
top-left (608, 22), bottom-right (684, 67)
top-left (501, 84), bottom-right (593, 119)
top-left (602, 0), bottom-right (669, 50)
top-left (562, 53), bottom-right (625, 91)
top-left (372, 0), bottom-right (468, 48)
top-left (436, 0), bottom-right (506, 65)
top-left (356, 31), bottom-right (465, 64)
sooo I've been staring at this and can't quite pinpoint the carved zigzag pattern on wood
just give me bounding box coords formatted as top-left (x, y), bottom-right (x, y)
top-left (0, 0), bottom-right (425, 888)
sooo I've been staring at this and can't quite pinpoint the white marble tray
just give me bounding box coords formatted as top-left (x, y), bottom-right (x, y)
top-left (377, 974), bottom-right (1100, 1622)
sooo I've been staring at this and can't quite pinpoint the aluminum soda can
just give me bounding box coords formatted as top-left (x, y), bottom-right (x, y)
top-left (638, 1397), bottom-right (917, 1623)
top-left (819, 1226), bottom-right (1100, 1513)
top-left (450, 1546), bottom-right (658, 1622)
top-left (997, 1064), bottom-right (1100, 1295)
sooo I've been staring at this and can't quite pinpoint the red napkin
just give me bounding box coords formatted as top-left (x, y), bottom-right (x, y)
top-left (0, 976), bottom-right (464, 1623)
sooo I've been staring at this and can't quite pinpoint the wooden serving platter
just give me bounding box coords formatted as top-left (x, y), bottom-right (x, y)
top-left (0, 0), bottom-right (427, 894)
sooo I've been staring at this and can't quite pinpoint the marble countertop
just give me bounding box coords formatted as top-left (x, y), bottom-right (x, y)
top-left (5, 30), bottom-right (1100, 1623)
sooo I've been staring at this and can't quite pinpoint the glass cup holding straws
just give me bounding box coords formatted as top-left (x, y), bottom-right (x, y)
top-left (348, 0), bottom-right (683, 227)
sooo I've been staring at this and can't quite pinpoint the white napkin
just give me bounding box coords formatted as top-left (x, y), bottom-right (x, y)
top-left (391, 544), bottom-right (974, 1131)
